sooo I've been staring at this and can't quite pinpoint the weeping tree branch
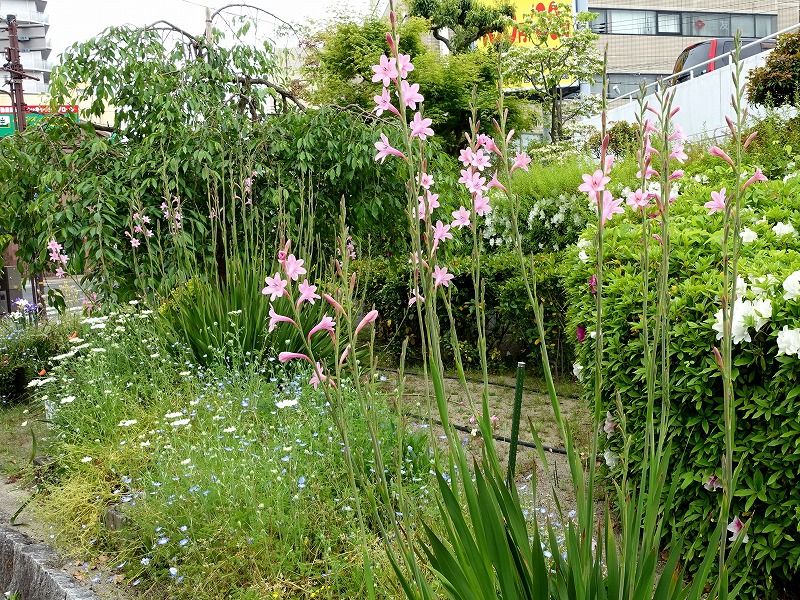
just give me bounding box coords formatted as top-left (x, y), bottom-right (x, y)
top-left (210, 4), bottom-right (299, 36)
top-left (237, 76), bottom-right (304, 109)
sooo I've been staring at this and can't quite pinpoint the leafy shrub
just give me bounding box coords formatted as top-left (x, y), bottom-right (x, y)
top-left (748, 32), bottom-right (800, 108)
top-left (586, 121), bottom-right (640, 158)
top-left (1, 315), bottom-right (77, 402)
top-left (356, 251), bottom-right (571, 373)
top-left (566, 174), bottom-right (800, 597)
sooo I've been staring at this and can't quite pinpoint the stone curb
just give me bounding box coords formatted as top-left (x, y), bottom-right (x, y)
top-left (0, 523), bottom-right (99, 600)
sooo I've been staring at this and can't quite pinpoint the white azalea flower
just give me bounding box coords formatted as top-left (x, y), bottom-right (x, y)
top-left (603, 450), bottom-right (618, 468)
top-left (782, 270), bottom-right (800, 301)
top-left (712, 298), bottom-right (771, 345)
top-left (572, 362), bottom-right (583, 381)
top-left (776, 326), bottom-right (800, 358)
top-left (773, 222), bottom-right (796, 237)
top-left (740, 228), bottom-right (758, 243)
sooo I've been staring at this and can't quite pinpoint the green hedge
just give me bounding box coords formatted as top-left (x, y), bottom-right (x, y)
top-left (566, 175), bottom-right (800, 596)
top-left (355, 251), bottom-right (571, 374)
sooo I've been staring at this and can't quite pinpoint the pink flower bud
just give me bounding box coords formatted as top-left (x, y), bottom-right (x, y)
top-left (744, 131), bottom-right (758, 150)
top-left (386, 32), bottom-right (397, 54)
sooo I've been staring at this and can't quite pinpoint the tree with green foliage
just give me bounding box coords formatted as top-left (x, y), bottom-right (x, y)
top-left (408, 0), bottom-right (514, 54)
top-left (747, 31), bottom-right (800, 108)
top-left (306, 16), bottom-right (531, 154)
top-left (503, 6), bottom-right (602, 143)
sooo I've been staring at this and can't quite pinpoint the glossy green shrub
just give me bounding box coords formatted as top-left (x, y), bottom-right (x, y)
top-left (566, 175), bottom-right (800, 597)
top-left (355, 251), bottom-right (571, 373)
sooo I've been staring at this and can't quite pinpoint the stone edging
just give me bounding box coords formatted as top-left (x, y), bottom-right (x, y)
top-left (0, 523), bottom-right (99, 600)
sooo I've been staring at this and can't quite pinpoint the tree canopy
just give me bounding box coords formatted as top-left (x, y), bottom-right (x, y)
top-left (408, 0), bottom-right (514, 54)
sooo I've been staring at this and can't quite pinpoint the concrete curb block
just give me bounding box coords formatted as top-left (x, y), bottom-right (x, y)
top-left (0, 523), bottom-right (99, 600)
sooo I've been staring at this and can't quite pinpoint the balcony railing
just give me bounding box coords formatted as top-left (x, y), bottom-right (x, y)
top-left (10, 10), bottom-right (49, 25)
top-left (19, 54), bottom-right (52, 72)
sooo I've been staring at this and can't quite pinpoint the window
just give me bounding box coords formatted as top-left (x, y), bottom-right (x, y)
top-left (731, 14), bottom-right (755, 38)
top-left (589, 9), bottom-right (607, 34)
top-left (609, 10), bottom-right (656, 35)
top-left (657, 13), bottom-right (681, 35)
top-left (682, 13), bottom-right (731, 37)
top-left (755, 15), bottom-right (776, 37)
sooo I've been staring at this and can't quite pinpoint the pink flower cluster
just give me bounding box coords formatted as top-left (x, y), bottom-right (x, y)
top-left (125, 211), bottom-right (154, 248)
top-left (161, 196), bottom-right (183, 231)
top-left (705, 141), bottom-right (767, 215)
top-left (47, 239), bottom-right (69, 279)
top-left (264, 241), bottom-right (379, 391)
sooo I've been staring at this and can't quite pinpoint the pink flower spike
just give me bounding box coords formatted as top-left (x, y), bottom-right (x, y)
top-left (308, 315), bottom-right (336, 341)
top-left (400, 80), bottom-right (424, 110)
top-left (374, 133), bottom-right (406, 163)
top-left (322, 293), bottom-right (344, 314)
top-left (297, 279), bottom-right (321, 306)
top-left (416, 191), bottom-right (440, 220)
top-left (451, 206), bottom-right (471, 229)
top-left (433, 265), bottom-right (454, 288)
top-left (487, 171), bottom-right (507, 193)
top-left (371, 54), bottom-right (398, 87)
top-left (703, 475), bottom-right (723, 491)
top-left (354, 309), bottom-right (379, 337)
top-left (727, 516), bottom-right (749, 543)
top-left (283, 254), bottom-right (307, 281)
top-left (704, 188), bottom-right (727, 214)
top-left (409, 112), bottom-right (434, 140)
top-left (268, 304), bottom-right (298, 333)
top-left (473, 193), bottom-right (492, 217)
top-left (742, 167), bottom-right (767, 190)
top-left (459, 168), bottom-right (486, 195)
top-left (373, 88), bottom-right (399, 117)
top-left (396, 53), bottom-right (414, 79)
top-left (262, 272), bottom-right (288, 301)
top-left (510, 152), bottom-right (532, 173)
top-left (626, 188), bottom-right (649, 210)
top-left (709, 145), bottom-right (735, 167)
top-left (278, 351), bottom-right (311, 364)
top-left (419, 172), bottom-right (434, 190)
top-left (599, 192), bottom-right (624, 226)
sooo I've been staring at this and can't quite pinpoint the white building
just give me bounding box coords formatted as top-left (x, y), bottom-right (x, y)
top-left (1, 0), bottom-right (51, 95)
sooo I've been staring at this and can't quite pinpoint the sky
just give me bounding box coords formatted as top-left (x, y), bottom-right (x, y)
top-left (47, 0), bottom-right (375, 58)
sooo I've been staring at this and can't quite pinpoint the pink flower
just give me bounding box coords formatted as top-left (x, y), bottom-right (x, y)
top-left (487, 171), bottom-right (506, 193)
top-left (55, 267), bottom-right (65, 279)
top-left (419, 172), bottom-right (434, 190)
top-left (727, 516), bottom-right (748, 543)
top-left (373, 88), bottom-right (399, 117)
top-left (669, 169), bottom-right (684, 181)
top-left (408, 289), bottom-right (425, 306)
top-left (396, 53), bottom-right (414, 79)
top-left (262, 272), bottom-right (288, 301)
top-left (433, 265), bottom-right (454, 288)
top-left (309, 362), bottom-right (333, 390)
top-left (510, 152), bottom-right (532, 173)
top-left (47, 239), bottom-right (62, 253)
top-left (451, 206), bottom-right (471, 229)
top-left (338, 344), bottom-right (351, 366)
top-left (477, 134), bottom-right (500, 155)
top-left (459, 168), bottom-right (486, 195)
top-left (458, 147), bottom-right (475, 167)
top-left (709, 145), bottom-right (735, 167)
top-left (371, 54), bottom-right (398, 86)
top-left (130, 237), bottom-right (141, 248)
top-left (636, 165), bottom-right (658, 180)
top-left (432, 220), bottom-right (453, 251)
top-left (643, 119), bottom-right (657, 135)
top-left (473, 193), bottom-right (491, 217)
top-left (600, 193), bottom-right (624, 226)
top-left (400, 80), bottom-right (424, 110)
top-left (410, 112), bottom-right (434, 140)
top-left (669, 144), bottom-right (688, 163)
top-left (703, 475), bottom-right (723, 491)
top-left (705, 188), bottom-right (727, 214)
top-left (59, 254), bottom-right (69, 265)
top-left (603, 411), bottom-right (616, 437)
top-left (742, 167), bottom-right (767, 190)
top-left (470, 149), bottom-right (490, 171)
top-left (589, 274), bottom-right (597, 295)
top-left (576, 324), bottom-right (586, 342)
top-left (354, 309), bottom-right (379, 337)
top-left (374, 133), bottom-right (406, 163)
top-left (277, 240), bottom-right (291, 264)
top-left (283, 254), bottom-right (307, 281)
top-left (278, 351), bottom-right (311, 364)
top-left (308, 315), bottom-right (336, 340)
top-left (134, 224), bottom-right (143, 234)
top-left (603, 154), bottom-right (614, 175)
top-left (297, 280), bottom-right (320, 305)
top-left (416, 191), bottom-right (440, 220)
top-left (626, 188), bottom-right (649, 210)
top-left (323, 293), bottom-right (344, 314)
top-left (578, 170), bottom-right (610, 199)
top-left (269, 304), bottom-right (298, 333)
top-left (668, 123), bottom-right (686, 143)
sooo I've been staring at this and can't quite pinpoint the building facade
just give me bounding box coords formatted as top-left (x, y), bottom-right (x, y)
top-left (1, 0), bottom-right (51, 95)
top-left (587, 1), bottom-right (798, 98)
